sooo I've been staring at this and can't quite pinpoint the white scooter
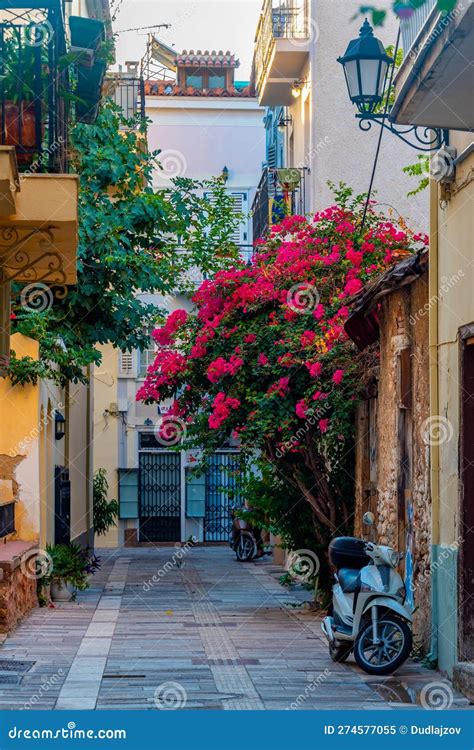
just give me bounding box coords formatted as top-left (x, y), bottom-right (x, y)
top-left (321, 513), bottom-right (413, 675)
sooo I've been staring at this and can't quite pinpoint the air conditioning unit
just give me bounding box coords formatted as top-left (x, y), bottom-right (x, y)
top-left (431, 147), bottom-right (456, 183)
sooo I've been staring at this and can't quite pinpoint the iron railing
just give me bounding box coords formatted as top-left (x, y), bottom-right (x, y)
top-left (400, 0), bottom-right (437, 57)
top-left (251, 166), bottom-right (307, 242)
top-left (255, 0), bottom-right (308, 94)
top-left (0, 1), bottom-right (69, 172)
top-left (112, 75), bottom-right (146, 125)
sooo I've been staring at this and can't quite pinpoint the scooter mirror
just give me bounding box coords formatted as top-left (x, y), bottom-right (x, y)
top-left (362, 511), bottom-right (375, 526)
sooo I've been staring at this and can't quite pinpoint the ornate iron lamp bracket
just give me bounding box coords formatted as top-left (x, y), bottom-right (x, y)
top-left (356, 114), bottom-right (445, 152)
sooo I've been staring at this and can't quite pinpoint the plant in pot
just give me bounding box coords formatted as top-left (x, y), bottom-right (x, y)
top-left (0, 28), bottom-right (46, 164)
top-left (45, 543), bottom-right (90, 602)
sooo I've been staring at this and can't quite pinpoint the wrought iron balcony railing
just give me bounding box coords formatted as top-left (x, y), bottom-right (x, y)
top-left (251, 166), bottom-right (307, 243)
top-left (0, 0), bottom-right (69, 173)
top-left (254, 0), bottom-right (309, 95)
top-left (112, 75), bottom-right (146, 126)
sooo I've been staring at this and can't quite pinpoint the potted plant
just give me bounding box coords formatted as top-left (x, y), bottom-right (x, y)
top-left (1, 30), bottom-right (44, 163)
top-left (45, 543), bottom-right (91, 602)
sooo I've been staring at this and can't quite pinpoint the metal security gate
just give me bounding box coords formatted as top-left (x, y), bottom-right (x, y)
top-left (204, 452), bottom-right (241, 542)
top-left (54, 466), bottom-right (70, 545)
top-left (139, 452), bottom-right (181, 542)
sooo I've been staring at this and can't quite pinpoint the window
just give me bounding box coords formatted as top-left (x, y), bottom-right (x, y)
top-left (139, 326), bottom-right (157, 378)
top-left (139, 347), bottom-right (156, 378)
top-left (186, 74), bottom-right (203, 88)
top-left (209, 73), bottom-right (225, 89)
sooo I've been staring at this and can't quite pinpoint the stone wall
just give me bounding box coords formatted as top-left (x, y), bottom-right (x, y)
top-left (0, 542), bottom-right (38, 633)
top-left (354, 271), bottom-right (432, 653)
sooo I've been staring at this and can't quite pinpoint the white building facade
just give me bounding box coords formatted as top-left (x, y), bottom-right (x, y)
top-left (93, 48), bottom-right (265, 547)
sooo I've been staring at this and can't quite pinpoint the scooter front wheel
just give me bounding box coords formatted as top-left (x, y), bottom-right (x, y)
top-left (236, 534), bottom-right (256, 562)
top-left (354, 614), bottom-right (412, 675)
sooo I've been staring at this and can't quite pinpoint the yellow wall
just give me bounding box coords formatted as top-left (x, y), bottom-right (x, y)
top-left (0, 334), bottom-right (40, 541)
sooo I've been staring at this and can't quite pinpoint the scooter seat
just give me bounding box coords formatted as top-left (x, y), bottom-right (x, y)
top-left (337, 568), bottom-right (361, 593)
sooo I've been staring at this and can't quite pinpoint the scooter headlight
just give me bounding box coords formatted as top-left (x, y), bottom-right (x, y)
top-left (396, 584), bottom-right (406, 602)
top-left (387, 549), bottom-right (401, 567)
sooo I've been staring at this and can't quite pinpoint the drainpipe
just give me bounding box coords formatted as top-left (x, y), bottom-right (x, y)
top-left (428, 176), bottom-right (440, 664)
top-left (86, 366), bottom-right (93, 550)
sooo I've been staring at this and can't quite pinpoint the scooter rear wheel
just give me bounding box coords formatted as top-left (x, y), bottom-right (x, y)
top-left (354, 614), bottom-right (412, 675)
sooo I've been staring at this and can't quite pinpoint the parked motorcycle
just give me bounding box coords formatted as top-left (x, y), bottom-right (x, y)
top-left (230, 507), bottom-right (263, 562)
top-left (321, 513), bottom-right (413, 675)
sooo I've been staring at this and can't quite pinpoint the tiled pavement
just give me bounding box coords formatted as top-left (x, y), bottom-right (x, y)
top-left (0, 547), bottom-right (469, 710)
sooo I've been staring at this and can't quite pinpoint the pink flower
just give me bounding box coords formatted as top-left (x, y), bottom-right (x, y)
top-left (306, 361), bottom-right (322, 378)
top-left (207, 357), bottom-right (229, 383)
top-left (244, 334), bottom-right (256, 343)
top-left (208, 392), bottom-right (241, 429)
top-left (300, 330), bottom-right (316, 348)
top-left (332, 369), bottom-right (344, 385)
top-left (319, 418), bottom-right (329, 433)
top-left (296, 400), bottom-right (308, 419)
top-left (258, 353), bottom-right (269, 366)
top-left (344, 278), bottom-right (363, 296)
top-left (313, 303), bottom-right (325, 320)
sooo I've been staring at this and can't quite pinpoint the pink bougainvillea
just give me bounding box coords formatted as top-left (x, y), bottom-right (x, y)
top-left (138, 187), bottom-right (427, 521)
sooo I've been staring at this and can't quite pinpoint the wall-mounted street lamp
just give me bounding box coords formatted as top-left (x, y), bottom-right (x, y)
top-left (54, 411), bottom-right (66, 441)
top-left (221, 166), bottom-right (230, 182)
top-left (338, 19), bottom-right (444, 152)
top-left (291, 80), bottom-right (304, 99)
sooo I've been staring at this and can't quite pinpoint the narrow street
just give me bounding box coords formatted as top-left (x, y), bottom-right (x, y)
top-left (0, 548), bottom-right (468, 711)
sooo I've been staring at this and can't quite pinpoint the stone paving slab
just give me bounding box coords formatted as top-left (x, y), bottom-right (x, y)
top-left (0, 547), bottom-right (469, 711)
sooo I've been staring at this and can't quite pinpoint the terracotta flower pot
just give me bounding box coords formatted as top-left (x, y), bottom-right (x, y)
top-left (4, 101), bottom-right (38, 165)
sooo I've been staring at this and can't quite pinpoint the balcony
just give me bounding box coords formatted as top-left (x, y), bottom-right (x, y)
top-left (251, 166), bottom-right (307, 242)
top-left (392, 0), bottom-right (474, 130)
top-left (0, 1), bottom-right (86, 370)
top-left (254, 0), bottom-right (310, 106)
top-left (110, 72), bottom-right (146, 125)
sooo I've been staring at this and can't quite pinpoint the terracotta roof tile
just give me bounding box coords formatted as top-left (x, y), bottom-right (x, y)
top-left (175, 49), bottom-right (240, 68)
top-left (144, 80), bottom-right (255, 98)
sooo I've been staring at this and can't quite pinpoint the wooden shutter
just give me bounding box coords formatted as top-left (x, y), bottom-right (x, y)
top-left (119, 351), bottom-right (135, 377)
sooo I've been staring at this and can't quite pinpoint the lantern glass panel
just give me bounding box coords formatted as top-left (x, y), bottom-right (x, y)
top-left (344, 59), bottom-right (361, 100)
top-left (360, 59), bottom-right (382, 100)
